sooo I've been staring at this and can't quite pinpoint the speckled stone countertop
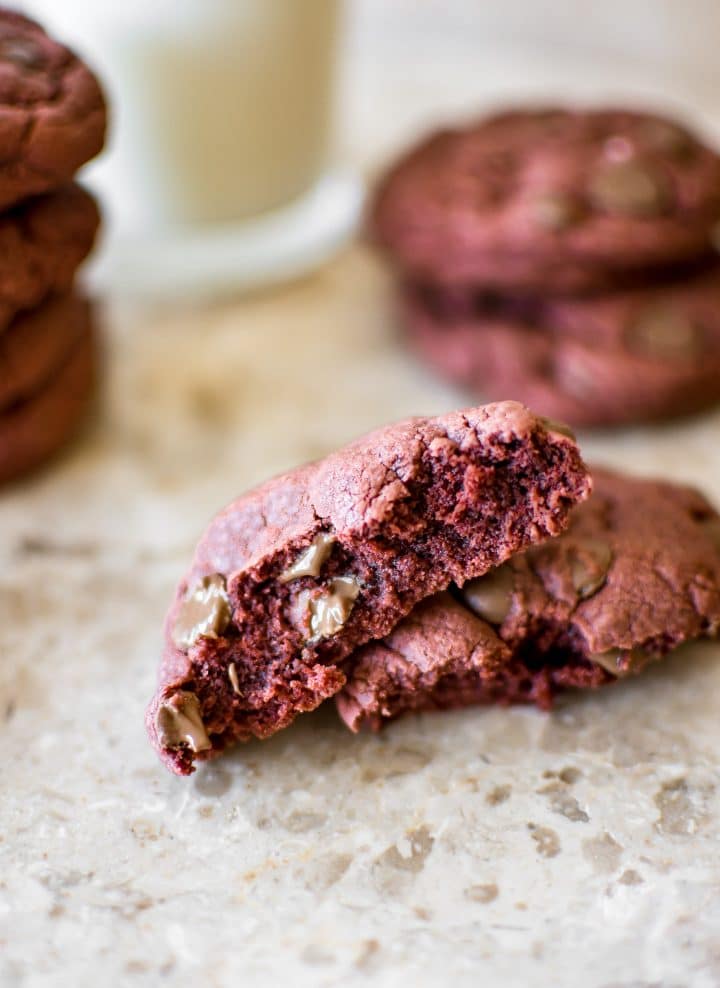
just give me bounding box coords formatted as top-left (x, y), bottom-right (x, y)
top-left (5, 11), bottom-right (720, 984)
top-left (2, 249), bottom-right (720, 988)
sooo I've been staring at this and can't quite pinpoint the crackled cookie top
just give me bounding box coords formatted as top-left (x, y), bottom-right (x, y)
top-left (372, 108), bottom-right (720, 292)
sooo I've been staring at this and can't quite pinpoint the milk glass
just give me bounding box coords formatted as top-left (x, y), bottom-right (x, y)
top-left (25, 0), bottom-right (342, 232)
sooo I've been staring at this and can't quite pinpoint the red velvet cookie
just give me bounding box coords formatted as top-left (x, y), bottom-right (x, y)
top-left (0, 10), bottom-right (106, 209)
top-left (0, 305), bottom-right (96, 484)
top-left (402, 265), bottom-right (720, 428)
top-left (146, 402), bottom-right (591, 774)
top-left (0, 184), bottom-right (99, 333)
top-left (372, 108), bottom-right (720, 294)
top-left (337, 468), bottom-right (720, 730)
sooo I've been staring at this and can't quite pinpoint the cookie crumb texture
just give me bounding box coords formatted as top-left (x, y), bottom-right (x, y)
top-left (338, 469), bottom-right (720, 730)
top-left (147, 402), bottom-right (590, 774)
top-left (0, 10), bottom-right (107, 209)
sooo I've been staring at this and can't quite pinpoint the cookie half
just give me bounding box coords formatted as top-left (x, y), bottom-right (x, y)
top-left (372, 108), bottom-right (720, 294)
top-left (337, 468), bottom-right (720, 730)
top-left (0, 305), bottom-right (96, 484)
top-left (147, 402), bottom-right (591, 774)
top-left (0, 10), bottom-right (107, 209)
top-left (402, 266), bottom-right (720, 427)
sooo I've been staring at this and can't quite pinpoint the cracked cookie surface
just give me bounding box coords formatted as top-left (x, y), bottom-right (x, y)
top-left (147, 401), bottom-right (591, 774)
top-left (337, 468), bottom-right (720, 730)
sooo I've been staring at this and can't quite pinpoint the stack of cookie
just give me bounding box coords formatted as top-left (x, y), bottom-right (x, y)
top-left (0, 10), bottom-right (106, 484)
top-left (371, 108), bottom-right (720, 428)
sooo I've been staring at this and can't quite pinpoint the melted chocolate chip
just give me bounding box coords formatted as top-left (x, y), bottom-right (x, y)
top-left (532, 192), bottom-right (583, 232)
top-left (460, 564), bottom-right (514, 625)
top-left (589, 648), bottom-right (648, 678)
top-left (626, 307), bottom-right (703, 360)
top-left (569, 538), bottom-right (613, 599)
top-left (156, 692), bottom-right (211, 752)
top-left (0, 38), bottom-right (44, 70)
top-left (641, 119), bottom-right (692, 158)
top-left (307, 576), bottom-right (361, 639)
top-left (539, 416), bottom-right (576, 441)
top-left (589, 161), bottom-right (667, 216)
top-left (280, 533), bottom-right (335, 583)
top-left (172, 574), bottom-right (231, 651)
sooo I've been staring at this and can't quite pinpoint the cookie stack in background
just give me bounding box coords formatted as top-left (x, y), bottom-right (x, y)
top-left (0, 9), bottom-right (106, 484)
top-left (371, 108), bottom-right (720, 428)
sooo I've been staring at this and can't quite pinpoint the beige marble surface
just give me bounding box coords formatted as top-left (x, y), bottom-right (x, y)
top-left (2, 248), bottom-right (720, 988)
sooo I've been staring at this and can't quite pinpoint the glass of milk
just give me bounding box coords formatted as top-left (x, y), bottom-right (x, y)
top-left (25, 0), bottom-right (361, 295)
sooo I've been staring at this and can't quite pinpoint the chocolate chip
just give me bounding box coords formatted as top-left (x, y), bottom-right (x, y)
top-left (228, 662), bottom-right (242, 695)
top-left (589, 161), bottom-right (667, 216)
top-left (539, 416), bottom-right (576, 441)
top-left (626, 307), bottom-right (703, 360)
top-left (589, 648), bottom-right (648, 678)
top-left (280, 533), bottom-right (335, 583)
top-left (0, 38), bottom-right (44, 70)
top-left (156, 692), bottom-right (211, 752)
top-left (569, 538), bottom-right (613, 599)
top-left (532, 192), bottom-right (583, 232)
top-left (172, 574), bottom-right (231, 650)
top-left (307, 575), bottom-right (361, 639)
top-left (641, 120), bottom-right (692, 157)
top-left (460, 564), bottom-right (514, 625)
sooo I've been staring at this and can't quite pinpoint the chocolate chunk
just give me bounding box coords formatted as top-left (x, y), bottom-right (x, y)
top-left (156, 692), bottom-right (211, 752)
top-left (569, 538), bottom-right (612, 599)
top-left (280, 533), bottom-right (335, 583)
top-left (0, 37), bottom-right (43, 69)
top-left (308, 576), bottom-right (362, 639)
top-left (228, 662), bottom-right (241, 695)
top-left (460, 565), bottom-right (514, 625)
top-left (538, 416), bottom-right (576, 441)
top-left (172, 574), bottom-right (230, 651)
top-left (626, 307), bottom-right (703, 360)
top-left (532, 192), bottom-right (583, 231)
top-left (589, 161), bottom-right (667, 216)
top-left (641, 119), bottom-right (692, 157)
top-left (589, 648), bottom-right (648, 678)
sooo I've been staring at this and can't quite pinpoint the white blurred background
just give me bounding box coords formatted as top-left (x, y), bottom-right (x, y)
top-left (342, 0), bottom-right (720, 164)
